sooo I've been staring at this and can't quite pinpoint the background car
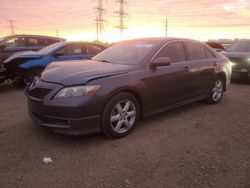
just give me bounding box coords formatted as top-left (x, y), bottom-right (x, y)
top-left (206, 41), bottom-right (225, 52)
top-left (25, 38), bottom-right (231, 138)
top-left (0, 34), bottom-right (65, 64)
top-left (221, 39), bottom-right (250, 80)
top-left (1, 41), bottom-right (107, 84)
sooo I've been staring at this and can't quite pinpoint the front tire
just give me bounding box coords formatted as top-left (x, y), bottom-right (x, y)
top-left (206, 76), bottom-right (224, 104)
top-left (102, 92), bottom-right (140, 138)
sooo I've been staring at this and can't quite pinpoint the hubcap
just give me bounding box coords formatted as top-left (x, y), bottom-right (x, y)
top-left (110, 100), bottom-right (136, 134)
top-left (212, 80), bottom-right (223, 101)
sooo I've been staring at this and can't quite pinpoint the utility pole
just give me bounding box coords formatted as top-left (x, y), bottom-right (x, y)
top-left (94, 0), bottom-right (106, 41)
top-left (165, 18), bottom-right (168, 37)
top-left (115, 0), bottom-right (128, 39)
top-left (7, 20), bottom-right (16, 35)
top-left (56, 29), bottom-right (59, 37)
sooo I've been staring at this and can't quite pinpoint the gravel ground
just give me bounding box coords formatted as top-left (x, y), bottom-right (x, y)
top-left (0, 82), bottom-right (250, 188)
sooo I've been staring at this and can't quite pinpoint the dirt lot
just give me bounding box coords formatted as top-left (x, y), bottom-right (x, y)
top-left (0, 82), bottom-right (250, 188)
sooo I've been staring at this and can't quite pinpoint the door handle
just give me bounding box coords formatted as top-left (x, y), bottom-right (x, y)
top-left (213, 62), bottom-right (218, 66)
top-left (184, 67), bottom-right (189, 71)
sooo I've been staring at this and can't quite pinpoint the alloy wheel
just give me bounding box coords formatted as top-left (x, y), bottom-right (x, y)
top-left (212, 79), bottom-right (223, 102)
top-left (110, 100), bottom-right (136, 134)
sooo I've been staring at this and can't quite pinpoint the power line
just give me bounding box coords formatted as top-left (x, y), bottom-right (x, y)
top-left (115, 0), bottom-right (128, 39)
top-left (7, 20), bottom-right (17, 35)
top-left (94, 0), bottom-right (106, 41)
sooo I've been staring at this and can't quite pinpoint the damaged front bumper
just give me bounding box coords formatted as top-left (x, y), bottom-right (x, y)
top-left (0, 65), bottom-right (8, 83)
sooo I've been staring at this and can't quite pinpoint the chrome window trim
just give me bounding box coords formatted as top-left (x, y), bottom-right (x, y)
top-left (147, 39), bottom-right (189, 68)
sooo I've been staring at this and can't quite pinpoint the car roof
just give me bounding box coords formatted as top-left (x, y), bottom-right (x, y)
top-left (3, 34), bottom-right (65, 41)
top-left (122, 37), bottom-right (202, 44)
top-left (60, 41), bottom-right (107, 47)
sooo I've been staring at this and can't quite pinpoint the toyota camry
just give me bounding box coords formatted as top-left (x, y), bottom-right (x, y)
top-left (25, 38), bottom-right (231, 138)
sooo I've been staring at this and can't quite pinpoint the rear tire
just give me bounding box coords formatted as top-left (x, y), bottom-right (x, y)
top-left (102, 92), bottom-right (140, 138)
top-left (206, 76), bottom-right (224, 104)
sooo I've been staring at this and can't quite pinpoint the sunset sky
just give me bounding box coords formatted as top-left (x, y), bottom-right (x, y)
top-left (0, 0), bottom-right (250, 42)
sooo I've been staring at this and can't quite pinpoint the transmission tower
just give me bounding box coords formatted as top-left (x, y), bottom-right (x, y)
top-left (165, 18), bottom-right (168, 37)
top-left (7, 20), bottom-right (17, 35)
top-left (115, 0), bottom-right (128, 39)
top-left (56, 29), bottom-right (59, 37)
top-left (94, 0), bottom-right (106, 41)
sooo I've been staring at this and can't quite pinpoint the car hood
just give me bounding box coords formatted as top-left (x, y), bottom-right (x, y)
top-left (41, 60), bottom-right (132, 86)
top-left (221, 51), bottom-right (250, 59)
top-left (4, 51), bottom-right (43, 63)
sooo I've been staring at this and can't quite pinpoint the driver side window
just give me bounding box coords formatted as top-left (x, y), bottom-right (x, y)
top-left (156, 42), bottom-right (186, 63)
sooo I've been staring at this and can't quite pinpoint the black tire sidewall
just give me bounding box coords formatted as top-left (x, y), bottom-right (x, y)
top-left (102, 92), bottom-right (140, 138)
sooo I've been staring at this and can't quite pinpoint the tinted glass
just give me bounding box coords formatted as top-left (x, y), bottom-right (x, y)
top-left (84, 44), bottom-right (103, 54)
top-left (93, 41), bottom-right (157, 65)
top-left (57, 44), bottom-right (83, 55)
top-left (227, 40), bottom-right (250, 52)
top-left (38, 38), bottom-right (60, 46)
top-left (186, 42), bottom-right (207, 60)
top-left (38, 42), bottom-right (63, 54)
top-left (27, 38), bottom-right (39, 46)
top-left (156, 42), bottom-right (186, 62)
top-left (4, 37), bottom-right (26, 48)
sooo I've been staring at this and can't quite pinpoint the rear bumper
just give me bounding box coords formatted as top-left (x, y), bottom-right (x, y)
top-left (28, 110), bottom-right (101, 135)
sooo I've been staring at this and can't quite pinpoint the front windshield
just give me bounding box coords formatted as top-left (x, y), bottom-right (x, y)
top-left (92, 41), bottom-right (157, 65)
top-left (227, 41), bottom-right (250, 52)
top-left (38, 42), bottom-right (63, 54)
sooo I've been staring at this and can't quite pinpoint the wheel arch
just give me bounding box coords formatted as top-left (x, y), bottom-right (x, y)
top-left (216, 72), bottom-right (227, 91)
top-left (105, 88), bottom-right (143, 118)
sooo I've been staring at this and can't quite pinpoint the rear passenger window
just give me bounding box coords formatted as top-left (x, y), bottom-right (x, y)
top-left (57, 44), bottom-right (83, 55)
top-left (186, 42), bottom-right (207, 60)
top-left (156, 42), bottom-right (186, 63)
top-left (84, 45), bottom-right (103, 54)
top-left (27, 38), bottom-right (39, 46)
top-left (37, 38), bottom-right (60, 46)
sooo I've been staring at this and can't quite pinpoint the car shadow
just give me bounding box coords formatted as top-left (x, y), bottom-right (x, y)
top-left (32, 100), bottom-right (206, 145)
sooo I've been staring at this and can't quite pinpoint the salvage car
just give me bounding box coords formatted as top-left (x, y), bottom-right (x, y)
top-left (206, 41), bottom-right (225, 52)
top-left (0, 41), bottom-right (106, 84)
top-left (0, 34), bottom-right (65, 64)
top-left (221, 40), bottom-right (250, 80)
top-left (25, 38), bottom-right (231, 138)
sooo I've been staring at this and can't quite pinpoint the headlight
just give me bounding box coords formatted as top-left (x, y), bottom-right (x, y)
top-left (230, 61), bottom-right (236, 66)
top-left (54, 85), bottom-right (101, 99)
top-left (247, 58), bottom-right (250, 62)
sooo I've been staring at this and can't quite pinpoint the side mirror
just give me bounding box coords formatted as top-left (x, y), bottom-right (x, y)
top-left (53, 52), bottom-right (64, 58)
top-left (151, 57), bottom-right (172, 67)
top-left (0, 44), bottom-right (6, 50)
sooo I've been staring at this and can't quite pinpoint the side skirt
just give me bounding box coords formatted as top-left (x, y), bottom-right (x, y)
top-left (143, 94), bottom-right (208, 118)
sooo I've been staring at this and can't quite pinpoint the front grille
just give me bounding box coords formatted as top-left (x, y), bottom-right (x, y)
top-left (26, 88), bottom-right (52, 99)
